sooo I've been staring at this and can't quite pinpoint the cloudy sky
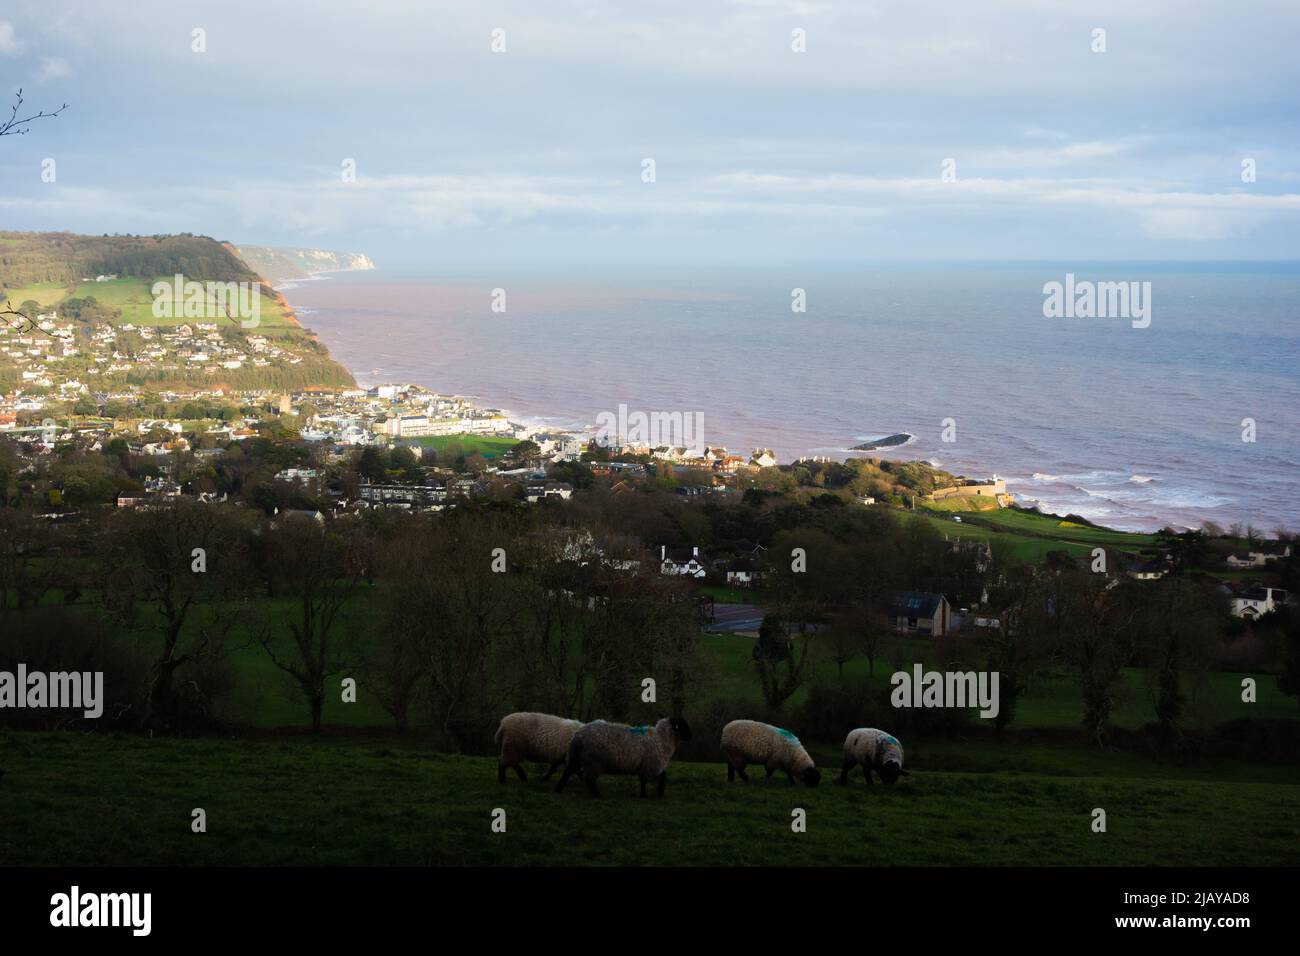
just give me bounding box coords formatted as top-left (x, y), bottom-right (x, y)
top-left (2, 0), bottom-right (1298, 267)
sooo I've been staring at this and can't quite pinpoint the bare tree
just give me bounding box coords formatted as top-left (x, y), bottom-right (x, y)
top-left (1050, 573), bottom-right (1141, 747)
top-left (753, 613), bottom-right (813, 713)
top-left (0, 88), bottom-right (68, 138)
top-left (256, 515), bottom-right (362, 733)
top-left (99, 500), bottom-right (250, 730)
top-left (0, 508), bottom-right (58, 610)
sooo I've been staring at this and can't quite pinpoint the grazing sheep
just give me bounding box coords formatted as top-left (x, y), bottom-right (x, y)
top-left (720, 719), bottom-right (821, 787)
top-left (555, 717), bottom-right (692, 797)
top-left (839, 728), bottom-right (908, 785)
top-left (495, 712), bottom-right (583, 784)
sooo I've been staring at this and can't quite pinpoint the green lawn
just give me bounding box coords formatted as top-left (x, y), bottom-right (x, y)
top-left (909, 510), bottom-right (1094, 562)
top-left (3, 281), bottom-right (71, 308)
top-left (962, 508), bottom-right (1162, 549)
top-left (908, 506), bottom-right (1168, 564)
top-left (66, 277), bottom-right (298, 329)
top-left (411, 434), bottom-right (520, 459)
top-left (2, 731), bottom-right (1296, 866)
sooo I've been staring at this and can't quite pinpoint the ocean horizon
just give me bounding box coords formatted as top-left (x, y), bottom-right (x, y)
top-left (284, 262), bottom-right (1300, 534)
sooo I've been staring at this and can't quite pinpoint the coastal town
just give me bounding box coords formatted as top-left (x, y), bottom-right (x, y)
top-left (0, 333), bottom-right (1291, 631)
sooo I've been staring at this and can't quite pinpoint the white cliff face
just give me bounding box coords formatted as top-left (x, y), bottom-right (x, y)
top-left (234, 245), bottom-right (376, 279)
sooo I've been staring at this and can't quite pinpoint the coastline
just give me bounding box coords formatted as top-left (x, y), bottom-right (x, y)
top-left (277, 271), bottom-right (1293, 537)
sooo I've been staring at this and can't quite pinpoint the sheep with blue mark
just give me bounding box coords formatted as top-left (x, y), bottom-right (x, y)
top-left (555, 717), bottom-right (692, 797)
top-left (720, 719), bottom-right (821, 786)
top-left (839, 728), bottom-right (908, 785)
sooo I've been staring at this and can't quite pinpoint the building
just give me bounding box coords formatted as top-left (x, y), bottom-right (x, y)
top-left (660, 545), bottom-right (709, 578)
top-left (1231, 587), bottom-right (1288, 620)
top-left (1125, 559), bottom-right (1166, 581)
top-left (1226, 543), bottom-right (1292, 568)
top-left (357, 480), bottom-right (447, 508)
top-left (929, 478), bottom-right (1011, 506)
top-left (525, 481), bottom-right (574, 503)
top-left (725, 556), bottom-right (761, 588)
top-left (886, 591), bottom-right (952, 637)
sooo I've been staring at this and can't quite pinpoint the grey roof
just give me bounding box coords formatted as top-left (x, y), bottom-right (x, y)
top-left (888, 591), bottom-right (946, 618)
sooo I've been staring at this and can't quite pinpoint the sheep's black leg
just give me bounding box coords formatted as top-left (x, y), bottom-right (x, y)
top-left (498, 762), bottom-right (507, 784)
top-left (640, 776), bottom-right (648, 798)
top-left (837, 758), bottom-right (853, 785)
top-left (786, 770), bottom-right (797, 786)
top-left (542, 760), bottom-right (563, 781)
top-left (727, 762), bottom-right (735, 782)
top-left (555, 761), bottom-right (575, 793)
top-left (513, 764), bottom-right (527, 781)
top-left (863, 765), bottom-right (874, 785)
top-left (765, 764), bottom-right (775, 781)
top-left (585, 774), bottom-right (600, 797)
top-left (736, 764), bottom-right (749, 782)
top-left (657, 772), bottom-right (667, 797)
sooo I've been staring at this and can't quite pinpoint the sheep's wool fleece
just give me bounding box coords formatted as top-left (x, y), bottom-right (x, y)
top-left (845, 728), bottom-right (905, 768)
top-left (572, 718), bottom-right (679, 777)
top-left (496, 712), bottom-right (582, 764)
top-left (720, 720), bottom-right (815, 773)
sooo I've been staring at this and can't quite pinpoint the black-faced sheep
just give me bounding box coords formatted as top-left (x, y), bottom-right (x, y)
top-left (720, 719), bottom-right (821, 786)
top-left (838, 727), bottom-right (908, 785)
top-left (495, 712), bottom-right (583, 783)
top-left (554, 717), bottom-right (692, 797)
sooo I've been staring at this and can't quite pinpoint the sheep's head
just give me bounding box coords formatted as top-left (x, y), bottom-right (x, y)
top-left (669, 717), bottom-right (692, 742)
top-left (879, 760), bottom-right (905, 785)
top-left (801, 766), bottom-right (822, 787)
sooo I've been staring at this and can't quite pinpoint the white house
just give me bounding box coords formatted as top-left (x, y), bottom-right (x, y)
top-left (725, 556), bottom-right (761, 588)
top-left (525, 481), bottom-right (574, 503)
top-left (1231, 587), bottom-right (1288, 620)
top-left (1227, 544), bottom-right (1292, 568)
top-left (661, 545), bottom-right (709, 578)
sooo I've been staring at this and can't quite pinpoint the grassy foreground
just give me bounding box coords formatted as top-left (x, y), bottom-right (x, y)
top-left (3, 731), bottom-right (1297, 866)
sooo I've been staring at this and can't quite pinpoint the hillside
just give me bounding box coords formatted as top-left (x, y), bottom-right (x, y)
top-left (0, 230), bottom-right (355, 391)
top-left (233, 245), bottom-right (375, 281)
top-left (0, 231), bottom-right (261, 290)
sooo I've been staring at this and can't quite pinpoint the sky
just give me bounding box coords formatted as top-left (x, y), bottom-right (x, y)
top-left (1, 0), bottom-right (1298, 268)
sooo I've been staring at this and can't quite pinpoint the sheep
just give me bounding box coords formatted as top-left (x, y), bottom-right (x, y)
top-left (555, 717), bottom-right (692, 797)
top-left (838, 728), bottom-right (908, 785)
top-left (720, 719), bottom-right (821, 787)
top-left (494, 712), bottom-right (583, 784)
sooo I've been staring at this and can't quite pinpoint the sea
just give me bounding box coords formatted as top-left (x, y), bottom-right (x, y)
top-left (279, 262), bottom-right (1300, 534)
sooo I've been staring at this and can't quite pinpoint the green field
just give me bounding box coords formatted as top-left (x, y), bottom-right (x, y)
top-left (411, 434), bottom-right (520, 459)
top-left (2, 731), bottom-right (1296, 866)
top-left (3, 281), bottom-right (71, 308)
top-left (962, 508), bottom-right (1162, 549)
top-left (911, 506), bottom-right (1165, 563)
top-left (66, 277), bottom-right (297, 329)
